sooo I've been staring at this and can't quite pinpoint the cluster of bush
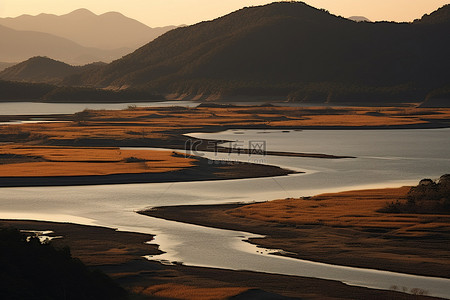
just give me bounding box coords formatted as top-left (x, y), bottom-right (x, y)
top-left (380, 175), bottom-right (450, 214)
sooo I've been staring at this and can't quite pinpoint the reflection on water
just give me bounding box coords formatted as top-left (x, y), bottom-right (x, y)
top-left (20, 230), bottom-right (63, 243)
top-left (0, 120), bottom-right (69, 125)
top-left (0, 101), bottom-right (198, 115)
top-left (1, 129), bottom-right (450, 297)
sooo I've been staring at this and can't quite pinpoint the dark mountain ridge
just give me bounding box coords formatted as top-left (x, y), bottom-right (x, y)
top-left (0, 56), bottom-right (106, 84)
top-left (0, 79), bottom-right (163, 103)
top-left (21, 2), bottom-right (450, 104)
top-left (415, 4), bottom-right (450, 24)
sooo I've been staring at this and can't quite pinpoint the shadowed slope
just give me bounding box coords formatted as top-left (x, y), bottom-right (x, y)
top-left (66, 2), bottom-right (450, 104)
top-left (0, 57), bottom-right (106, 84)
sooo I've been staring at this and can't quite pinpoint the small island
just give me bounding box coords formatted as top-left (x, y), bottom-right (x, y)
top-left (141, 176), bottom-right (450, 279)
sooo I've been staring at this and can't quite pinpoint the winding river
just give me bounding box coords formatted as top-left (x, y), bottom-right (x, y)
top-left (1, 128), bottom-right (450, 298)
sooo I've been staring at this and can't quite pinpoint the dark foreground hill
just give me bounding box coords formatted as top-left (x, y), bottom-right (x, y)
top-left (0, 228), bottom-right (127, 300)
top-left (66, 2), bottom-right (450, 105)
top-left (0, 56), bottom-right (106, 84)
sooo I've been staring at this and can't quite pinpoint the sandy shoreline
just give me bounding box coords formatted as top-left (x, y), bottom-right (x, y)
top-left (0, 145), bottom-right (298, 187)
top-left (0, 160), bottom-right (297, 187)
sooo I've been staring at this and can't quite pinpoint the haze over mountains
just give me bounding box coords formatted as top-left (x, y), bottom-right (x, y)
top-left (0, 25), bottom-right (129, 65)
top-left (0, 62), bottom-right (15, 72)
top-left (64, 2), bottom-right (450, 104)
top-left (0, 9), bottom-right (177, 65)
top-left (348, 16), bottom-right (371, 22)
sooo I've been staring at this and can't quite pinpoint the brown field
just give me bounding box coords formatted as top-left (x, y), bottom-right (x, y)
top-left (1, 106), bottom-right (450, 146)
top-left (0, 145), bottom-right (194, 176)
top-left (133, 284), bottom-right (249, 300)
top-left (1, 106), bottom-right (450, 297)
top-left (229, 187), bottom-right (450, 238)
top-left (7, 105), bottom-right (447, 182)
top-left (143, 187), bottom-right (450, 278)
top-left (0, 105), bottom-right (448, 179)
top-left (0, 143), bottom-right (294, 187)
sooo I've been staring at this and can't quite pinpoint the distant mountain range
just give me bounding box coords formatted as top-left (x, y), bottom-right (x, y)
top-left (348, 16), bottom-right (371, 22)
top-left (63, 2), bottom-right (449, 104)
top-left (3, 2), bottom-right (449, 105)
top-left (0, 9), bottom-right (176, 65)
top-left (0, 25), bottom-right (129, 65)
top-left (0, 9), bottom-right (177, 50)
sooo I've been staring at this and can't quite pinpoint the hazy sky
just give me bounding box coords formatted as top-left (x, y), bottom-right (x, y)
top-left (0, 0), bottom-right (448, 27)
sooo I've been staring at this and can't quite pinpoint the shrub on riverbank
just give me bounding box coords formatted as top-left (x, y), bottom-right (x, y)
top-left (380, 175), bottom-right (450, 214)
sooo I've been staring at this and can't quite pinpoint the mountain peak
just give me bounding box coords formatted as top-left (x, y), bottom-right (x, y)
top-left (0, 8), bottom-right (176, 53)
top-left (66, 8), bottom-right (97, 17)
top-left (0, 56), bottom-right (76, 84)
top-left (348, 16), bottom-right (371, 22)
top-left (240, 1), bottom-right (329, 18)
top-left (68, 1), bottom-right (449, 105)
top-left (100, 11), bottom-right (126, 18)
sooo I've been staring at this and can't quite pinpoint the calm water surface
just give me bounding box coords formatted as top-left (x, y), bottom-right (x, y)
top-left (1, 128), bottom-right (450, 297)
top-left (0, 101), bottom-right (198, 115)
top-left (0, 101), bottom-right (350, 115)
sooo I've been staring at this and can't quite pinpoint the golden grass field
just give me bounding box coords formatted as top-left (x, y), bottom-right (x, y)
top-left (229, 187), bottom-right (450, 238)
top-left (2, 106), bottom-right (450, 143)
top-left (142, 186), bottom-right (450, 278)
top-left (133, 284), bottom-right (249, 300)
top-left (0, 145), bottom-right (194, 176)
top-left (3, 105), bottom-right (447, 179)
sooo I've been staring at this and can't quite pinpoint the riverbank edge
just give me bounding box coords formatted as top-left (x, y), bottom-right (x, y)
top-left (0, 219), bottom-right (438, 300)
top-left (139, 191), bottom-right (450, 280)
top-left (0, 153), bottom-right (299, 187)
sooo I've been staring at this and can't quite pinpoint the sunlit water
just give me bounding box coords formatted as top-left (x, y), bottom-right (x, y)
top-left (1, 128), bottom-right (450, 297)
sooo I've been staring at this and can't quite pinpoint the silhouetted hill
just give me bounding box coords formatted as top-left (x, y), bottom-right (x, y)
top-left (0, 56), bottom-right (106, 84)
top-left (0, 9), bottom-right (177, 50)
top-left (348, 16), bottom-right (371, 22)
top-left (67, 2), bottom-right (450, 104)
top-left (0, 24), bottom-right (129, 65)
top-left (0, 228), bottom-right (127, 300)
top-left (416, 4), bottom-right (450, 24)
